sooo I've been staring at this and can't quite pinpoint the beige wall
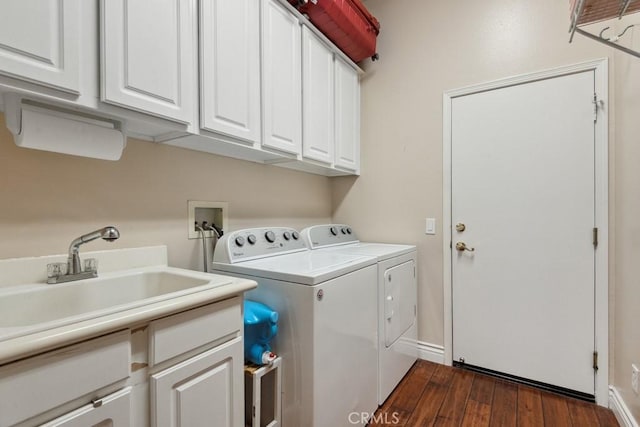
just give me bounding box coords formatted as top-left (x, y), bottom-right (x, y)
top-left (333, 0), bottom-right (638, 414)
top-left (613, 14), bottom-right (640, 418)
top-left (0, 113), bottom-right (332, 270)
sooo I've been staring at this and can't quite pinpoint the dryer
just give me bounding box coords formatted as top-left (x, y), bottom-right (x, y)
top-left (212, 227), bottom-right (378, 427)
top-left (300, 224), bottom-right (418, 405)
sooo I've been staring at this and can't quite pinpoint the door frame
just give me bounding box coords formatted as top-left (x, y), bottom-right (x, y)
top-left (442, 58), bottom-right (609, 404)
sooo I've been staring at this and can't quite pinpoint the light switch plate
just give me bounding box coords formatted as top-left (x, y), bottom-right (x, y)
top-left (425, 218), bottom-right (436, 235)
top-left (632, 364), bottom-right (639, 395)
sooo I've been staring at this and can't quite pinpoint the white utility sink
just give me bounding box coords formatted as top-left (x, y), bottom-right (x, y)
top-left (0, 267), bottom-right (232, 334)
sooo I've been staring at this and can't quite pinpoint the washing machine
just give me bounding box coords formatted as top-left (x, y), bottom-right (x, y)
top-left (300, 224), bottom-right (418, 405)
top-left (212, 227), bottom-right (378, 427)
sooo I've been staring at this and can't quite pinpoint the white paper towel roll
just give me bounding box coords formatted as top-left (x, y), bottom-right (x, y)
top-left (11, 104), bottom-right (125, 161)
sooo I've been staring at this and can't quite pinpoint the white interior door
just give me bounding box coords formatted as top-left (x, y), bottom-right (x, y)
top-left (451, 70), bottom-right (596, 395)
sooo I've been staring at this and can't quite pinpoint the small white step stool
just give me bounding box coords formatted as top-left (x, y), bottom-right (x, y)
top-left (244, 356), bottom-right (282, 427)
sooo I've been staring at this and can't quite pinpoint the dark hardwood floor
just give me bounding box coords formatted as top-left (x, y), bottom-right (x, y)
top-left (371, 360), bottom-right (619, 426)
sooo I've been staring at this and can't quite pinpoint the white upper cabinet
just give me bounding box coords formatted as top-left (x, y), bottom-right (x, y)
top-left (334, 56), bottom-right (360, 173)
top-left (261, 0), bottom-right (302, 155)
top-left (200, 0), bottom-right (261, 143)
top-left (101, 0), bottom-right (197, 124)
top-left (301, 26), bottom-right (335, 164)
top-left (0, 0), bottom-right (81, 93)
top-left (0, 0), bottom-right (360, 176)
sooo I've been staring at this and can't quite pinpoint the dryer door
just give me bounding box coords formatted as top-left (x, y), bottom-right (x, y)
top-left (384, 260), bottom-right (416, 347)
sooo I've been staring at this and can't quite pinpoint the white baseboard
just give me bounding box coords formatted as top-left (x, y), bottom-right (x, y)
top-left (416, 340), bottom-right (445, 364)
top-left (610, 386), bottom-right (639, 427)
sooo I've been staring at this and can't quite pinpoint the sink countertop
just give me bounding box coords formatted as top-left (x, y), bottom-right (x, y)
top-left (0, 246), bottom-right (257, 366)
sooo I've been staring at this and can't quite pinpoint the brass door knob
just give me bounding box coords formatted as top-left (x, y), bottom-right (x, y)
top-left (455, 242), bottom-right (475, 252)
top-left (455, 223), bottom-right (466, 232)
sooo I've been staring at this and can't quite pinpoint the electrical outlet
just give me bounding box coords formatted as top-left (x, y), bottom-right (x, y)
top-left (188, 201), bottom-right (228, 239)
top-left (632, 364), bottom-right (639, 395)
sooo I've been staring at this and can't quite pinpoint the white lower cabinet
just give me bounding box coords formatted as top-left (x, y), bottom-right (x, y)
top-left (40, 387), bottom-right (132, 427)
top-left (0, 297), bottom-right (245, 427)
top-left (0, 331), bottom-right (131, 427)
top-left (151, 337), bottom-right (244, 427)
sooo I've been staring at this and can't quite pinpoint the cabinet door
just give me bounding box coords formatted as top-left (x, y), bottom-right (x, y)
top-left (101, 0), bottom-right (196, 123)
top-left (261, 0), bottom-right (302, 155)
top-left (200, 0), bottom-right (261, 143)
top-left (334, 57), bottom-right (360, 173)
top-left (40, 387), bottom-right (132, 426)
top-left (0, 0), bottom-right (80, 93)
top-left (301, 26), bottom-right (334, 164)
top-left (151, 337), bottom-right (244, 427)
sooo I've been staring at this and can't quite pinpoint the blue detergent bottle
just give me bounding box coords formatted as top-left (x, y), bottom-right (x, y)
top-left (244, 300), bottom-right (279, 365)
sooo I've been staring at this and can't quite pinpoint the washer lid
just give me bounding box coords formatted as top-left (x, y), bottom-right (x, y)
top-left (212, 250), bottom-right (376, 285)
top-left (325, 242), bottom-right (416, 261)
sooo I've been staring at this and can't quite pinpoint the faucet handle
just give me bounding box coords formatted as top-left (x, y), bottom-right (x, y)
top-left (47, 262), bottom-right (68, 279)
top-left (83, 258), bottom-right (98, 273)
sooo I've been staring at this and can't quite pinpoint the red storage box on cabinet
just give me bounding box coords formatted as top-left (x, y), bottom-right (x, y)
top-left (296, 0), bottom-right (380, 63)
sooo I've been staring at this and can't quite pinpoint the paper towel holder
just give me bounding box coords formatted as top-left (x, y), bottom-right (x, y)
top-left (4, 94), bottom-right (127, 161)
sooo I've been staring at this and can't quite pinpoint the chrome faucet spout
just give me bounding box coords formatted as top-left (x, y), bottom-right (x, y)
top-left (47, 225), bottom-right (120, 283)
top-left (67, 226), bottom-right (120, 274)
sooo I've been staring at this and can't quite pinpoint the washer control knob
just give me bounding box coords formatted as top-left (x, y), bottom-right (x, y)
top-left (235, 236), bottom-right (245, 247)
top-left (247, 234), bottom-right (257, 245)
top-left (341, 227), bottom-right (348, 234)
top-left (292, 231), bottom-right (300, 240)
top-left (346, 227), bottom-right (352, 234)
top-left (265, 231), bottom-right (276, 243)
top-left (330, 226), bottom-right (338, 236)
top-left (283, 231), bottom-right (291, 241)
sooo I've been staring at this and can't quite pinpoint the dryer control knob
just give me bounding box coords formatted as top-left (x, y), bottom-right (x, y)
top-left (247, 234), bottom-right (257, 245)
top-left (341, 227), bottom-right (348, 234)
top-left (265, 231), bottom-right (276, 243)
top-left (235, 236), bottom-right (245, 247)
top-left (283, 231), bottom-right (291, 241)
top-left (292, 231), bottom-right (300, 240)
top-left (330, 226), bottom-right (338, 236)
top-left (346, 227), bottom-right (352, 234)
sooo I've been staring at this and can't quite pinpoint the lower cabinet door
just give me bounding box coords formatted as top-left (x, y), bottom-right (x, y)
top-left (40, 387), bottom-right (132, 426)
top-left (150, 337), bottom-right (243, 427)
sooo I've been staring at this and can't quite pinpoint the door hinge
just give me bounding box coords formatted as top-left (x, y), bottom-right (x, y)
top-left (593, 351), bottom-right (599, 372)
top-left (593, 93), bottom-right (598, 123)
top-left (593, 227), bottom-right (598, 248)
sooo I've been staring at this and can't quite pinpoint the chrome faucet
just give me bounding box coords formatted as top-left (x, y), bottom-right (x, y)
top-left (47, 226), bottom-right (120, 284)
